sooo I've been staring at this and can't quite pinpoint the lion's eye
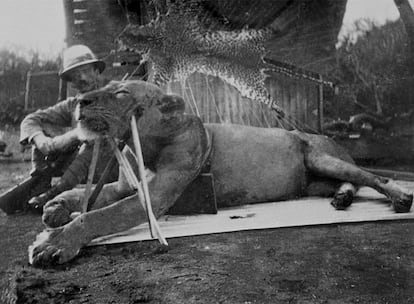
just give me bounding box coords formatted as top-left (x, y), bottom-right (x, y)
top-left (115, 90), bottom-right (130, 99)
top-left (79, 99), bottom-right (93, 107)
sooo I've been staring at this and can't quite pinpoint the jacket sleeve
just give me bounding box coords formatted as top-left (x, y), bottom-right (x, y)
top-left (20, 97), bottom-right (78, 145)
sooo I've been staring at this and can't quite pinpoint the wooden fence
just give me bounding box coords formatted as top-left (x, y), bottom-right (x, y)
top-left (24, 71), bottom-right (60, 110)
top-left (164, 72), bottom-right (321, 132)
top-left (20, 67), bottom-right (322, 133)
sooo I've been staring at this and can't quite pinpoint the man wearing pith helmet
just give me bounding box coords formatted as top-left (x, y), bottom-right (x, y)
top-left (15, 44), bottom-right (118, 213)
top-left (59, 44), bottom-right (105, 92)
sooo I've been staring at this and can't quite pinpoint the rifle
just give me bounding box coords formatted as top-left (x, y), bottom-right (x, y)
top-left (0, 146), bottom-right (78, 215)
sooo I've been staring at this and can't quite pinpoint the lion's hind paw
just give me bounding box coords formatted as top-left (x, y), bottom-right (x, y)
top-left (330, 190), bottom-right (354, 210)
top-left (392, 193), bottom-right (413, 213)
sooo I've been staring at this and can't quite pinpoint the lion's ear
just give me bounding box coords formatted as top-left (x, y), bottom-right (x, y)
top-left (157, 94), bottom-right (186, 114)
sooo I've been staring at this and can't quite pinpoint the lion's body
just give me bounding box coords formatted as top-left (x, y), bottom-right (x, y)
top-left (207, 124), bottom-right (307, 205)
top-left (207, 124), bottom-right (357, 207)
top-left (29, 81), bottom-right (413, 266)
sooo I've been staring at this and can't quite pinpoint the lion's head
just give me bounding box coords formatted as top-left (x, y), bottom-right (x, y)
top-left (75, 80), bottom-right (164, 140)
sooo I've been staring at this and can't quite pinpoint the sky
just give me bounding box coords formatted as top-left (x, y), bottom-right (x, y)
top-left (0, 0), bottom-right (413, 59)
top-left (337, 0), bottom-right (413, 44)
top-left (0, 0), bottom-right (65, 60)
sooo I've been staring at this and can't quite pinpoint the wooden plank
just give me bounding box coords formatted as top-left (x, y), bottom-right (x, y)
top-left (90, 181), bottom-right (414, 246)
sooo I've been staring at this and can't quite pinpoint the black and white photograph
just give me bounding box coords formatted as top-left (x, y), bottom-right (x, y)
top-left (1, 0), bottom-right (414, 303)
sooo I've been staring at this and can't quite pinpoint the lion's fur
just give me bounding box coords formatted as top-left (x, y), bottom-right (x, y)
top-left (74, 80), bottom-right (413, 207)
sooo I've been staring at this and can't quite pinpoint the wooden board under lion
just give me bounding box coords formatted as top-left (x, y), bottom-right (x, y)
top-left (90, 180), bottom-right (414, 247)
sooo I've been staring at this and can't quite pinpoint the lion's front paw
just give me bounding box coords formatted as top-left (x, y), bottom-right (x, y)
top-left (42, 199), bottom-right (73, 228)
top-left (28, 227), bottom-right (83, 267)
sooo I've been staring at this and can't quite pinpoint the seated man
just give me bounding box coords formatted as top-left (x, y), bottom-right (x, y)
top-left (1, 45), bottom-right (118, 214)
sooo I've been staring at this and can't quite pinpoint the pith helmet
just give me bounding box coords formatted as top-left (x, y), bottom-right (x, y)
top-left (60, 45), bottom-right (105, 81)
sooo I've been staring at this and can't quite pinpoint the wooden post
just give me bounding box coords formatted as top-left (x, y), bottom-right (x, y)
top-left (318, 74), bottom-right (324, 133)
top-left (24, 70), bottom-right (32, 111)
top-left (59, 79), bottom-right (67, 101)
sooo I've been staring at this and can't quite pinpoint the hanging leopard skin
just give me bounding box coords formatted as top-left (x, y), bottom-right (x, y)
top-left (117, 1), bottom-right (286, 117)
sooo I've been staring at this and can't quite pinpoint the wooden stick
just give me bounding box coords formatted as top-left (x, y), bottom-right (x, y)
top-left (109, 139), bottom-right (151, 233)
top-left (113, 142), bottom-right (167, 245)
top-left (130, 115), bottom-right (157, 234)
top-left (108, 137), bottom-right (168, 246)
top-left (82, 137), bottom-right (101, 213)
top-left (86, 154), bottom-right (117, 212)
top-left (87, 132), bottom-right (130, 212)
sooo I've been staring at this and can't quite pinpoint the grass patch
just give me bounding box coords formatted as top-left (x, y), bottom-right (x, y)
top-left (0, 126), bottom-right (30, 161)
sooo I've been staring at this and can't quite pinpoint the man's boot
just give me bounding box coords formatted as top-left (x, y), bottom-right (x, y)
top-left (28, 179), bottom-right (74, 211)
top-left (0, 175), bottom-right (51, 214)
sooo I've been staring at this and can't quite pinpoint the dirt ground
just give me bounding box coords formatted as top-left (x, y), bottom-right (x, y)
top-left (1, 161), bottom-right (414, 304)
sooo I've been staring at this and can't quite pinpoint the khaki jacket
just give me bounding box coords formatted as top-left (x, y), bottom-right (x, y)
top-left (20, 97), bottom-right (79, 145)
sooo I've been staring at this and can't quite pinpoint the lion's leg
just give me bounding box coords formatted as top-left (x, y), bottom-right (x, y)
top-left (306, 178), bottom-right (338, 197)
top-left (305, 149), bottom-right (413, 212)
top-left (32, 140), bottom-right (205, 266)
top-left (42, 188), bottom-right (83, 228)
top-left (30, 160), bottom-right (198, 267)
top-left (306, 179), bottom-right (357, 210)
top-left (30, 193), bottom-right (148, 266)
top-left (42, 146), bottom-right (140, 228)
top-left (42, 180), bottom-right (134, 228)
top-left (148, 167), bottom-right (199, 216)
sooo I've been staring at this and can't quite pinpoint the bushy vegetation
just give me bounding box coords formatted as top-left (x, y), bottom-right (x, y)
top-left (327, 19), bottom-right (414, 121)
top-left (0, 48), bottom-right (60, 127)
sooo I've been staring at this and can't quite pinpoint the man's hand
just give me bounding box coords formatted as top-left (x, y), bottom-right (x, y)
top-left (32, 133), bottom-right (55, 155)
top-left (32, 130), bottom-right (79, 155)
top-left (52, 129), bottom-right (79, 151)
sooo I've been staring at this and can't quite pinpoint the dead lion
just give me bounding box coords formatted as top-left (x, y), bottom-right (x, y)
top-left (29, 80), bottom-right (413, 266)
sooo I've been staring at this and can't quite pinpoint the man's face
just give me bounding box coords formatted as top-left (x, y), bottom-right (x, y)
top-left (67, 64), bottom-right (100, 93)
